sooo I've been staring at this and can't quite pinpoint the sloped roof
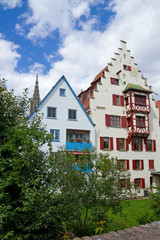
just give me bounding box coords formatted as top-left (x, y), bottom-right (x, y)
top-left (123, 83), bottom-right (152, 93)
top-left (28, 75), bottom-right (94, 126)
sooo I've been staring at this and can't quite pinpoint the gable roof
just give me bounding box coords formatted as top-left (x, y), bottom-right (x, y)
top-left (123, 83), bottom-right (152, 93)
top-left (29, 75), bottom-right (95, 126)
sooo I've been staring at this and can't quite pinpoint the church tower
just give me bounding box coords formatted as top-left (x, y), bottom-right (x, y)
top-left (30, 74), bottom-right (41, 115)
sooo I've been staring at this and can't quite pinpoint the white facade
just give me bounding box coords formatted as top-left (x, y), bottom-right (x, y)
top-left (29, 75), bottom-right (95, 152)
top-left (79, 41), bottom-right (160, 195)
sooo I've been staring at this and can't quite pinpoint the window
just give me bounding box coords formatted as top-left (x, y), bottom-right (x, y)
top-left (68, 109), bottom-right (77, 120)
top-left (132, 138), bottom-right (143, 151)
top-left (119, 138), bottom-right (125, 150)
top-left (111, 115), bottom-right (120, 127)
top-left (117, 138), bottom-right (129, 151)
top-left (136, 116), bottom-right (145, 127)
top-left (50, 129), bottom-right (60, 141)
top-left (106, 115), bottom-right (126, 128)
top-left (146, 140), bottom-right (156, 151)
top-left (134, 178), bottom-right (145, 188)
top-left (110, 78), bottom-right (119, 85)
top-left (127, 117), bottom-right (131, 127)
top-left (149, 160), bottom-right (154, 170)
top-left (60, 88), bottom-right (66, 96)
top-left (118, 159), bottom-right (129, 170)
top-left (135, 95), bottom-right (146, 105)
top-left (123, 65), bottom-right (131, 71)
top-left (103, 137), bottom-right (109, 150)
top-left (112, 95), bottom-right (124, 106)
top-left (100, 137), bottom-right (113, 150)
top-left (47, 107), bottom-right (57, 118)
top-left (119, 179), bottom-right (130, 188)
top-left (133, 160), bottom-right (144, 170)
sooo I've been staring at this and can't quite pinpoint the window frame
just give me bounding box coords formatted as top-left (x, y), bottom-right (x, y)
top-left (119, 138), bottom-right (126, 151)
top-left (136, 116), bottom-right (145, 128)
top-left (60, 88), bottom-right (66, 96)
top-left (111, 115), bottom-right (120, 127)
top-left (132, 138), bottom-right (142, 151)
top-left (135, 95), bottom-right (146, 106)
top-left (47, 107), bottom-right (57, 119)
top-left (68, 109), bottom-right (77, 121)
top-left (50, 129), bottom-right (60, 142)
top-left (103, 137), bottom-right (110, 150)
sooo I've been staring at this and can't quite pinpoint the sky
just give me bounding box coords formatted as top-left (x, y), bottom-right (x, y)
top-left (0, 0), bottom-right (160, 100)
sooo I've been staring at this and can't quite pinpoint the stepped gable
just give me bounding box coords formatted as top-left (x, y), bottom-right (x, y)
top-left (78, 65), bottom-right (108, 112)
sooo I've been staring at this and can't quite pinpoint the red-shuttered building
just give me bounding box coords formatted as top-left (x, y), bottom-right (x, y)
top-left (79, 40), bottom-right (160, 195)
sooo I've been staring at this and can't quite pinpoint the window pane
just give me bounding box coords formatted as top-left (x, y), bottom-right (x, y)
top-left (120, 138), bottom-right (125, 150)
top-left (48, 107), bottom-right (56, 118)
top-left (69, 109), bottom-right (77, 120)
top-left (60, 88), bottom-right (66, 96)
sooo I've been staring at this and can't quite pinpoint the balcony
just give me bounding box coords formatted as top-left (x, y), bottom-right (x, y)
top-left (66, 141), bottom-right (92, 151)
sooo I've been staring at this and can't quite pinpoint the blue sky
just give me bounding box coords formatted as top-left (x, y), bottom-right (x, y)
top-left (0, 0), bottom-right (160, 100)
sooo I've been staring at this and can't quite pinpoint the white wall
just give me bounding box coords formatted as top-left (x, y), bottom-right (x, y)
top-left (89, 41), bottom-right (160, 195)
top-left (29, 77), bottom-right (95, 152)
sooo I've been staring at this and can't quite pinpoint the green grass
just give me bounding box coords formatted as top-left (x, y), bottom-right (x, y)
top-left (106, 199), bottom-right (158, 232)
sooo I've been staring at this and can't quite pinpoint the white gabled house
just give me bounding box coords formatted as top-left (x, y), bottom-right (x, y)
top-left (29, 75), bottom-right (95, 153)
top-left (79, 40), bottom-right (160, 195)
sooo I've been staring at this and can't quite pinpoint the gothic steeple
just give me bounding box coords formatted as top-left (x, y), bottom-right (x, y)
top-left (30, 74), bottom-right (41, 115)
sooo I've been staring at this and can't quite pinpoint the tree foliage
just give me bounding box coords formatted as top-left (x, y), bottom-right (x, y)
top-left (0, 83), bottom-right (59, 240)
top-left (0, 82), bottom-right (134, 239)
top-left (51, 148), bottom-right (133, 236)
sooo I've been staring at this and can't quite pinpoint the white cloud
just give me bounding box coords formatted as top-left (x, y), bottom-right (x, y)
top-left (0, 0), bottom-right (22, 9)
top-left (18, 0), bottom-right (98, 41)
top-left (29, 62), bottom-right (45, 74)
top-left (1, 0), bottom-right (160, 102)
top-left (0, 36), bottom-right (21, 72)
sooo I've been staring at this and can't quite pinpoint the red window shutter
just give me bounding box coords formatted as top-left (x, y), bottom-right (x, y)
top-left (153, 140), bottom-right (156, 151)
top-left (113, 94), bottom-right (117, 105)
top-left (132, 139), bottom-right (135, 151)
top-left (110, 77), bottom-right (115, 84)
top-left (140, 139), bottom-right (143, 151)
top-left (116, 138), bottom-right (120, 150)
top-left (127, 160), bottom-right (129, 170)
top-left (126, 139), bottom-right (129, 151)
top-left (133, 160), bottom-right (136, 170)
top-left (120, 95), bottom-right (124, 106)
top-left (110, 137), bottom-right (113, 150)
top-left (128, 66), bottom-right (131, 71)
top-left (134, 179), bottom-right (137, 188)
top-left (146, 140), bottom-right (148, 151)
top-left (141, 160), bottom-right (144, 170)
top-left (100, 137), bottom-right (104, 150)
top-left (121, 116), bottom-right (127, 128)
top-left (105, 114), bottom-right (111, 126)
top-left (149, 160), bottom-right (154, 169)
top-left (141, 178), bottom-right (145, 188)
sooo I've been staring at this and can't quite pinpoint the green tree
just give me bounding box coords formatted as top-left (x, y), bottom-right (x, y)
top-left (0, 82), bottom-right (59, 239)
top-left (150, 185), bottom-right (160, 217)
top-left (51, 148), bottom-right (133, 236)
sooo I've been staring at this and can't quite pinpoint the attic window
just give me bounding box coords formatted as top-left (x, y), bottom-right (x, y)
top-left (60, 88), bottom-right (66, 96)
top-left (110, 78), bottom-right (119, 85)
top-left (123, 65), bottom-right (131, 71)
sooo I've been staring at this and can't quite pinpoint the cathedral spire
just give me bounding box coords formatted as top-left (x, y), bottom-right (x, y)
top-left (30, 74), bottom-right (41, 115)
